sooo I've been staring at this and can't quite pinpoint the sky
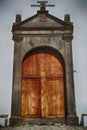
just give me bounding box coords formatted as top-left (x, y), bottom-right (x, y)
top-left (0, 0), bottom-right (87, 125)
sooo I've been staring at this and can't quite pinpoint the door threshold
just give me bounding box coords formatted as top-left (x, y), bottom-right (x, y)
top-left (22, 118), bottom-right (66, 125)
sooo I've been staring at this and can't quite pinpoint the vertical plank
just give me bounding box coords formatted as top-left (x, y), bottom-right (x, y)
top-left (21, 79), bottom-right (41, 117)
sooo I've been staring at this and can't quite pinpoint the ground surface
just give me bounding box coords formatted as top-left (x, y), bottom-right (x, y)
top-left (0, 124), bottom-right (87, 130)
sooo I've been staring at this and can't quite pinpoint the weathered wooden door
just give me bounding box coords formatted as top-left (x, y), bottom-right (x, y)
top-left (21, 53), bottom-right (65, 118)
top-left (21, 78), bottom-right (41, 117)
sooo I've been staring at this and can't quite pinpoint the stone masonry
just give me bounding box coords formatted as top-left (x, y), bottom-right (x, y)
top-left (10, 1), bottom-right (78, 125)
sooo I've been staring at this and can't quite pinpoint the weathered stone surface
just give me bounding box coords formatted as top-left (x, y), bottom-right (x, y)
top-left (11, 4), bottom-right (78, 125)
top-left (0, 124), bottom-right (87, 130)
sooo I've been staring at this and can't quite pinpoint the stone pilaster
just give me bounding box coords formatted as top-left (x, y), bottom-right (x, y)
top-left (10, 36), bottom-right (23, 125)
top-left (64, 36), bottom-right (79, 125)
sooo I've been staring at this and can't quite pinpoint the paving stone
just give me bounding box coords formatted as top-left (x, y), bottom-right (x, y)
top-left (33, 125), bottom-right (40, 130)
top-left (50, 125), bottom-right (58, 130)
top-left (59, 124), bottom-right (67, 130)
top-left (40, 125), bottom-right (50, 130)
top-left (29, 126), bottom-right (35, 130)
top-left (53, 126), bottom-right (62, 130)
top-left (0, 124), bottom-right (87, 130)
top-left (67, 126), bottom-right (75, 130)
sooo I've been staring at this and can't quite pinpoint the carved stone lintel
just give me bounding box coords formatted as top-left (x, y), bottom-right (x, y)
top-left (13, 35), bottom-right (23, 42)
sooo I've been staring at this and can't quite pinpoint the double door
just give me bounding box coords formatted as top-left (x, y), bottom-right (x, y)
top-left (21, 53), bottom-right (65, 118)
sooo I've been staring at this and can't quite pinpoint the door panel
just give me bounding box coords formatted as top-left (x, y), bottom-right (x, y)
top-left (41, 78), bottom-right (65, 118)
top-left (21, 53), bottom-right (65, 118)
top-left (21, 78), bottom-right (41, 118)
top-left (47, 78), bottom-right (65, 118)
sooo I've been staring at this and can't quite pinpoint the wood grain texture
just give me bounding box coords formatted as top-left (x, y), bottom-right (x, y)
top-left (21, 53), bottom-right (65, 118)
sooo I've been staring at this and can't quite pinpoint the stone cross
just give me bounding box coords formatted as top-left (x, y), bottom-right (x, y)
top-left (31, 1), bottom-right (55, 11)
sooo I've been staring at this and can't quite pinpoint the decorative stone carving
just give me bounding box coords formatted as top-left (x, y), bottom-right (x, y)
top-left (39, 14), bottom-right (47, 22)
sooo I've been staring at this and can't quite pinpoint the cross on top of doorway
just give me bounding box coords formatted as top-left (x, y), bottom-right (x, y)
top-left (31, 1), bottom-right (55, 11)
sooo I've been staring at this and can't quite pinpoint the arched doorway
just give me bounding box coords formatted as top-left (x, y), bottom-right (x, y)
top-left (21, 48), bottom-right (65, 119)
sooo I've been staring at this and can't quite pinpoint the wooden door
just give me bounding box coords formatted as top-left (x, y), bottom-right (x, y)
top-left (21, 78), bottom-right (41, 118)
top-left (21, 53), bottom-right (65, 118)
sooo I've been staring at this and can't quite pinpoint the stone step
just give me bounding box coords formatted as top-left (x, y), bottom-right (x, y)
top-left (0, 124), bottom-right (87, 130)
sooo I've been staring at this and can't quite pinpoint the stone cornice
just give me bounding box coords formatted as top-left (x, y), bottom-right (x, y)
top-left (62, 35), bottom-right (73, 41)
top-left (13, 35), bottom-right (23, 42)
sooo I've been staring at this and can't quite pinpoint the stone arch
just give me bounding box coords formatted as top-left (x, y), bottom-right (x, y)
top-left (22, 46), bottom-right (64, 65)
